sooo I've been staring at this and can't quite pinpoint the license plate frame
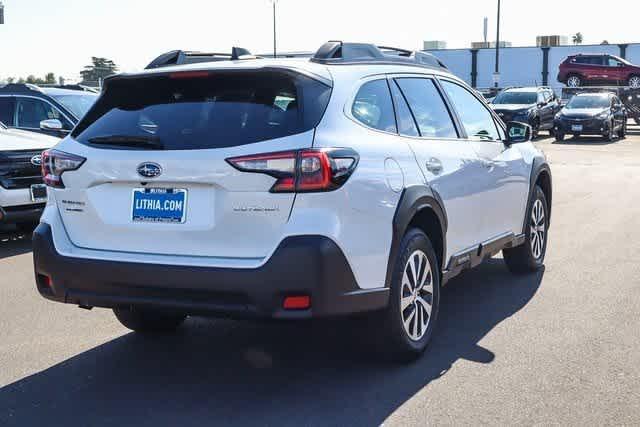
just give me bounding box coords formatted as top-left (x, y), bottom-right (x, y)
top-left (571, 124), bottom-right (583, 132)
top-left (30, 184), bottom-right (47, 202)
top-left (131, 188), bottom-right (188, 224)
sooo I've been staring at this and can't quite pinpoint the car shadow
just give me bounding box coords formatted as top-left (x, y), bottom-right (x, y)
top-left (0, 260), bottom-right (544, 426)
top-left (0, 228), bottom-right (32, 260)
top-left (552, 135), bottom-right (619, 146)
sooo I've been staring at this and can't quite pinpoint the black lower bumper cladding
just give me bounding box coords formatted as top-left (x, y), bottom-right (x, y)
top-left (32, 224), bottom-right (388, 319)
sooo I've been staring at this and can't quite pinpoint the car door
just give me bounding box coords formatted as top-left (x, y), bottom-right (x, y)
top-left (14, 96), bottom-right (73, 137)
top-left (389, 75), bottom-right (488, 258)
top-left (438, 78), bottom-right (530, 242)
top-left (605, 56), bottom-right (625, 85)
top-left (537, 91), bottom-right (552, 129)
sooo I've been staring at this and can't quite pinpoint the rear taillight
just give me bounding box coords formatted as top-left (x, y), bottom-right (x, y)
top-left (42, 149), bottom-right (86, 188)
top-left (226, 148), bottom-right (359, 193)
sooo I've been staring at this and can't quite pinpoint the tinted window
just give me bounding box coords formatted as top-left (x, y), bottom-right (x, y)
top-left (395, 78), bottom-right (457, 138)
top-left (573, 56), bottom-right (603, 65)
top-left (389, 80), bottom-right (419, 137)
top-left (352, 80), bottom-right (396, 133)
top-left (440, 80), bottom-right (500, 141)
top-left (15, 98), bottom-right (72, 129)
top-left (0, 97), bottom-right (14, 127)
top-left (566, 95), bottom-right (610, 109)
top-left (73, 71), bottom-right (332, 150)
top-left (493, 91), bottom-right (537, 105)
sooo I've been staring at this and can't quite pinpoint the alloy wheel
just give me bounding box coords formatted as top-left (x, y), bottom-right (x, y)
top-left (400, 250), bottom-right (434, 341)
top-left (530, 199), bottom-right (546, 259)
top-left (629, 76), bottom-right (640, 89)
top-left (567, 76), bottom-right (581, 87)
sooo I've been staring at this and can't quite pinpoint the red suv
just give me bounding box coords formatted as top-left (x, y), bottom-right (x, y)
top-left (558, 54), bottom-right (640, 88)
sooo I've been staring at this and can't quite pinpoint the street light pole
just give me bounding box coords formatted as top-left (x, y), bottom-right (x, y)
top-left (494, 0), bottom-right (501, 88)
top-left (0, 1), bottom-right (5, 25)
top-left (271, 0), bottom-right (277, 58)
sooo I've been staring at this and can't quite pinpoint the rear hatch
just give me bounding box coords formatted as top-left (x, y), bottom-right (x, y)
top-left (57, 68), bottom-right (331, 260)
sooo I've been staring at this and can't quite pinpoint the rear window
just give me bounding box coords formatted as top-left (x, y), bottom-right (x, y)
top-left (72, 70), bottom-right (332, 150)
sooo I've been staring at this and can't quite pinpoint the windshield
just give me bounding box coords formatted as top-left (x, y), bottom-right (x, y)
top-left (493, 91), bottom-right (537, 105)
top-left (72, 71), bottom-right (332, 150)
top-left (50, 93), bottom-right (98, 119)
top-left (566, 95), bottom-right (610, 109)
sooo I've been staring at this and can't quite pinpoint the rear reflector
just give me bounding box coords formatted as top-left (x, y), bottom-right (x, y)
top-left (283, 295), bottom-right (311, 310)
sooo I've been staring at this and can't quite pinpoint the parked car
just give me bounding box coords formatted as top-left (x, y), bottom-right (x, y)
top-left (32, 41), bottom-right (552, 360)
top-left (0, 84), bottom-right (98, 138)
top-left (0, 121), bottom-right (58, 231)
top-left (554, 92), bottom-right (627, 141)
top-left (491, 87), bottom-right (561, 138)
top-left (558, 54), bottom-right (640, 88)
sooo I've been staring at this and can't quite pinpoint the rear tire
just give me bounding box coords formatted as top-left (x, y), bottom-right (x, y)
top-left (503, 186), bottom-right (548, 274)
top-left (375, 228), bottom-right (440, 362)
top-left (566, 75), bottom-right (582, 88)
top-left (113, 307), bottom-right (186, 333)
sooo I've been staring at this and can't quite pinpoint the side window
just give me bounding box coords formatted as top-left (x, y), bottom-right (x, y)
top-left (440, 80), bottom-right (500, 141)
top-left (591, 56), bottom-right (605, 66)
top-left (0, 97), bottom-right (15, 127)
top-left (15, 98), bottom-right (71, 129)
top-left (389, 80), bottom-right (419, 137)
top-left (607, 57), bottom-right (621, 67)
top-left (394, 78), bottom-right (458, 138)
top-left (351, 80), bottom-right (397, 133)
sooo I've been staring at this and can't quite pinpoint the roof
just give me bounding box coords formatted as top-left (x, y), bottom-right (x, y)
top-left (0, 83), bottom-right (97, 97)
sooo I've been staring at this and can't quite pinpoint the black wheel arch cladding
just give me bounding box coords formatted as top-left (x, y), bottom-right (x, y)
top-left (526, 157), bottom-right (552, 233)
top-left (386, 185), bottom-right (448, 287)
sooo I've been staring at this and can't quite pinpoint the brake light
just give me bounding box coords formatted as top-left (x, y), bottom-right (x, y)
top-left (226, 148), bottom-right (358, 193)
top-left (42, 149), bottom-right (86, 188)
top-left (169, 71), bottom-right (211, 79)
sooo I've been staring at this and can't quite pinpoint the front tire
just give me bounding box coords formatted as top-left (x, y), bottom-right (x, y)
top-left (503, 186), bottom-right (548, 274)
top-left (618, 120), bottom-right (627, 138)
top-left (628, 76), bottom-right (640, 89)
top-left (604, 121), bottom-right (615, 141)
top-left (555, 132), bottom-right (565, 142)
top-left (113, 307), bottom-right (186, 333)
top-left (376, 228), bottom-right (440, 361)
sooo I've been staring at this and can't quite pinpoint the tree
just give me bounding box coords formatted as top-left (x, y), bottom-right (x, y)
top-left (601, 40), bottom-right (610, 45)
top-left (80, 57), bottom-right (118, 86)
top-left (572, 32), bottom-right (583, 45)
top-left (45, 72), bottom-right (56, 84)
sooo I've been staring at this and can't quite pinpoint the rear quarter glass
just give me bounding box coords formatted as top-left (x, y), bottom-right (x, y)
top-left (72, 70), bottom-right (332, 150)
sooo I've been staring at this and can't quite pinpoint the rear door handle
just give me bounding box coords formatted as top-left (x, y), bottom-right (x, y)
top-left (425, 158), bottom-right (443, 175)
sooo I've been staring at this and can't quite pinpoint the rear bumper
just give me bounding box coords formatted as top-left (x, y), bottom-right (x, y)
top-left (33, 223), bottom-right (388, 319)
top-left (0, 203), bottom-right (45, 224)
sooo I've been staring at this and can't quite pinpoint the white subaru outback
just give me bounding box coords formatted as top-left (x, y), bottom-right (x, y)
top-left (33, 42), bottom-right (552, 359)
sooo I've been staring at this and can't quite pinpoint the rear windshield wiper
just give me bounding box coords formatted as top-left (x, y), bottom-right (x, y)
top-left (87, 135), bottom-right (164, 149)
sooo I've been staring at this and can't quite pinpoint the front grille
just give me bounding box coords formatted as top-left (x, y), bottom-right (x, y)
top-left (0, 150), bottom-right (44, 190)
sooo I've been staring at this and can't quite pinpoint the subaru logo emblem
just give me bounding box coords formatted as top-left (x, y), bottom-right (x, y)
top-left (137, 162), bottom-right (162, 179)
top-left (30, 155), bottom-right (42, 166)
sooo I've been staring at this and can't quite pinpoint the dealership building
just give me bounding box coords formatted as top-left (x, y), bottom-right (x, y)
top-left (424, 42), bottom-right (640, 90)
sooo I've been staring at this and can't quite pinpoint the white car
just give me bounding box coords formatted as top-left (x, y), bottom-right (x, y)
top-left (0, 122), bottom-right (57, 230)
top-left (33, 42), bottom-right (552, 360)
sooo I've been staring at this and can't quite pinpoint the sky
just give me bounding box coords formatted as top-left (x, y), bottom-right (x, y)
top-left (2, 0), bottom-right (639, 82)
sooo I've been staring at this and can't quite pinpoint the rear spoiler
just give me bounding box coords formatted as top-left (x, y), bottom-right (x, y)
top-left (145, 47), bottom-right (257, 69)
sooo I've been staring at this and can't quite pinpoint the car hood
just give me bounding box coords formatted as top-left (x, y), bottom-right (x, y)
top-left (561, 108), bottom-right (608, 118)
top-left (492, 104), bottom-right (535, 113)
top-left (0, 128), bottom-right (58, 151)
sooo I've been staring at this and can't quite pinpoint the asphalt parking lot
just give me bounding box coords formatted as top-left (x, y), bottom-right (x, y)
top-left (1, 127), bottom-right (640, 426)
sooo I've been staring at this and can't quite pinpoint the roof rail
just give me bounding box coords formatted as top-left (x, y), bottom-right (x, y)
top-left (310, 41), bottom-right (448, 70)
top-left (145, 47), bottom-right (258, 69)
top-left (0, 83), bottom-right (43, 93)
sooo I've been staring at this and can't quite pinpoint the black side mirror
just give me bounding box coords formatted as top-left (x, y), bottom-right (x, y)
top-left (506, 121), bottom-right (532, 144)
